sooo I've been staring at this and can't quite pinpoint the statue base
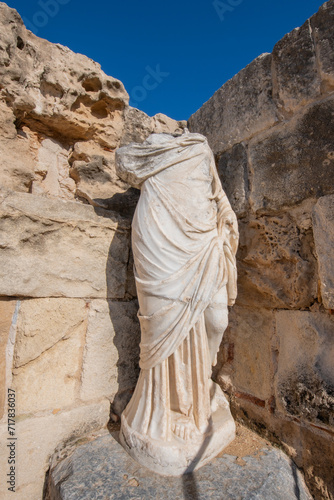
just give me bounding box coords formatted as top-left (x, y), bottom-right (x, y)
top-left (120, 388), bottom-right (236, 476)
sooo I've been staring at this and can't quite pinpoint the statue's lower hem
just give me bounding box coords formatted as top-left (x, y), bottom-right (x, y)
top-left (119, 403), bottom-right (236, 476)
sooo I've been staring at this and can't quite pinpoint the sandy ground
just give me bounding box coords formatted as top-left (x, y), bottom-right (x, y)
top-left (219, 422), bottom-right (272, 465)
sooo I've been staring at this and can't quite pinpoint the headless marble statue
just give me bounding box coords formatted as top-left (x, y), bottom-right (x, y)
top-left (115, 130), bottom-right (239, 475)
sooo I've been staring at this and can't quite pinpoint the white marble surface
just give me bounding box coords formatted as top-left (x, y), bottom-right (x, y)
top-left (115, 131), bottom-right (239, 475)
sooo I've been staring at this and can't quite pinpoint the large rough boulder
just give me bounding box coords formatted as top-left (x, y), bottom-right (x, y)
top-left (0, 1), bottom-right (186, 211)
top-left (0, 3), bottom-right (128, 147)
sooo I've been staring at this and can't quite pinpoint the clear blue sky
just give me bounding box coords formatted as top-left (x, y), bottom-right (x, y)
top-left (5, 0), bottom-right (325, 121)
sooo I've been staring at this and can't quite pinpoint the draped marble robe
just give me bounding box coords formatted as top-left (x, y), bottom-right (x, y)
top-left (115, 131), bottom-right (238, 473)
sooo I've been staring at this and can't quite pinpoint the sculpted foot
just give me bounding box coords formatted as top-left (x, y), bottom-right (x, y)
top-left (171, 415), bottom-right (201, 441)
top-left (172, 423), bottom-right (192, 440)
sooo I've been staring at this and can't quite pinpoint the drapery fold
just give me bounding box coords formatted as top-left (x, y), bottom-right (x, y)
top-left (116, 131), bottom-right (238, 445)
top-left (116, 132), bottom-right (238, 371)
top-left (122, 317), bottom-right (212, 442)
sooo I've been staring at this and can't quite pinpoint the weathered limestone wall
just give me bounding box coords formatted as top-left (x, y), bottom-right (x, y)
top-left (189, 2), bottom-right (334, 499)
top-left (0, 3), bottom-right (185, 498)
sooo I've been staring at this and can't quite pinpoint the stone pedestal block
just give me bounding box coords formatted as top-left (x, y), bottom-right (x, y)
top-left (47, 432), bottom-right (312, 499)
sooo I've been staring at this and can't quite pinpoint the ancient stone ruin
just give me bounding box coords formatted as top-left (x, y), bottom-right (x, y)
top-left (0, 0), bottom-right (333, 498)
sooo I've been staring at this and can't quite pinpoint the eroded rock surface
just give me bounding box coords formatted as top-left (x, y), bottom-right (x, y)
top-left (0, 2), bottom-right (185, 213)
top-left (189, 2), bottom-right (334, 499)
top-left (237, 211), bottom-right (318, 309)
top-left (275, 311), bottom-right (334, 427)
top-left (312, 194), bottom-right (334, 309)
top-left (0, 2), bottom-right (128, 147)
top-left (249, 96), bottom-right (334, 213)
top-left (272, 20), bottom-right (321, 113)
